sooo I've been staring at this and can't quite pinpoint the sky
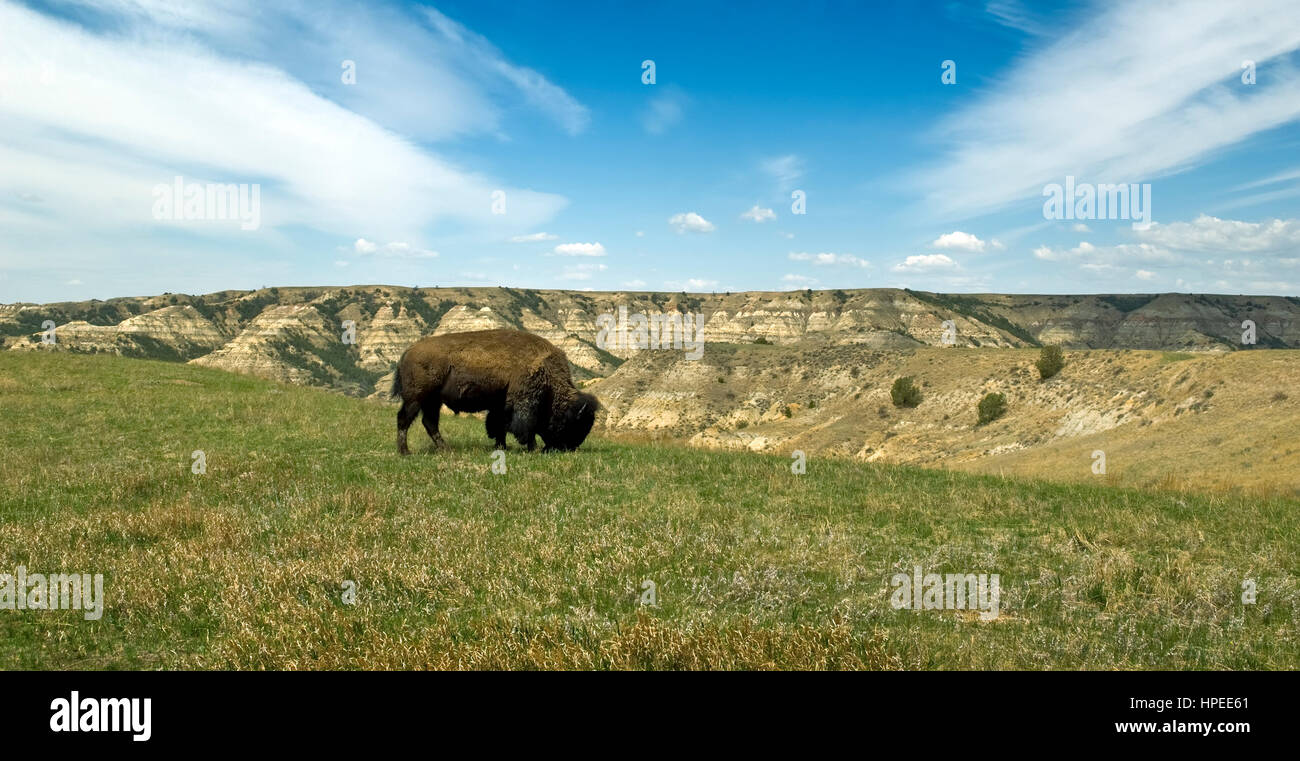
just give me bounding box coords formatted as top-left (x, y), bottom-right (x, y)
top-left (2, 0), bottom-right (1300, 303)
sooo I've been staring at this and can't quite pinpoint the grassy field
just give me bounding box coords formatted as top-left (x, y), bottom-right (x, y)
top-left (1, 351), bottom-right (1297, 669)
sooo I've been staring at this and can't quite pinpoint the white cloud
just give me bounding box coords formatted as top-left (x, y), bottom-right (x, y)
top-left (1072, 223), bottom-right (1091, 233)
top-left (932, 231), bottom-right (999, 252)
top-left (740, 205), bottom-right (776, 223)
top-left (1135, 215), bottom-right (1300, 255)
top-left (1031, 216), bottom-right (1300, 279)
top-left (789, 252), bottom-right (870, 268)
top-left (781, 273), bottom-right (817, 285)
top-left (510, 232), bottom-right (558, 243)
top-left (892, 254), bottom-right (957, 272)
top-left (668, 212), bottom-right (715, 234)
top-left (355, 239), bottom-right (438, 258)
top-left (553, 242), bottom-right (606, 257)
top-left (914, 0), bottom-right (1300, 218)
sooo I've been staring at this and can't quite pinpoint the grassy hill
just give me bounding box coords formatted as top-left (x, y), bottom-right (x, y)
top-left (1, 351), bottom-right (1297, 669)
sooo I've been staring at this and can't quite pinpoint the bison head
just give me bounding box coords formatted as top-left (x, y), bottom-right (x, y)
top-left (543, 391), bottom-right (599, 451)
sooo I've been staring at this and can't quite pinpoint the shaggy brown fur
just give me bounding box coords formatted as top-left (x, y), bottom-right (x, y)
top-left (391, 329), bottom-right (599, 455)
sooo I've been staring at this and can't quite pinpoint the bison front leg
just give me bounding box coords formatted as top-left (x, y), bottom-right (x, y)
top-left (396, 399), bottom-right (421, 455)
top-left (505, 369), bottom-right (548, 453)
top-left (485, 407), bottom-right (508, 449)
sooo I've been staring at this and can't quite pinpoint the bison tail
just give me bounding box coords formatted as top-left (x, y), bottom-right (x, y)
top-left (390, 369), bottom-right (403, 400)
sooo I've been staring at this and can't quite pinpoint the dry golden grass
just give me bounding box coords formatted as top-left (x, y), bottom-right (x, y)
top-left (1, 352), bottom-right (1297, 669)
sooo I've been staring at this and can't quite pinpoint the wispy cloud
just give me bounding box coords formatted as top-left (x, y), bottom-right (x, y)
top-left (558, 262), bottom-right (607, 281)
top-left (984, 0), bottom-right (1052, 36)
top-left (354, 239), bottom-right (438, 258)
top-left (641, 86), bottom-right (687, 134)
top-left (510, 232), bottom-right (558, 243)
top-left (788, 252), bottom-right (870, 268)
top-left (664, 278), bottom-right (718, 291)
top-left (0, 0), bottom-right (578, 255)
top-left (761, 155), bottom-right (804, 192)
top-left (915, 0), bottom-right (1300, 219)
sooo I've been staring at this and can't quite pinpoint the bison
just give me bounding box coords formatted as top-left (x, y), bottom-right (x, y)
top-left (390, 328), bottom-right (599, 455)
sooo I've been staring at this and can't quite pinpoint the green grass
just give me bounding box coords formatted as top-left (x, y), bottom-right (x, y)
top-left (1, 352), bottom-right (1297, 669)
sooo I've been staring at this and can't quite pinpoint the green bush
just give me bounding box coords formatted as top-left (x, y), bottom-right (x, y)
top-left (1036, 345), bottom-right (1065, 380)
top-left (890, 377), bottom-right (921, 407)
top-left (977, 392), bottom-right (1007, 425)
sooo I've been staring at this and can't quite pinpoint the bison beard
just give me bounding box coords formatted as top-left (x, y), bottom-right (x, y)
top-left (391, 328), bottom-right (598, 455)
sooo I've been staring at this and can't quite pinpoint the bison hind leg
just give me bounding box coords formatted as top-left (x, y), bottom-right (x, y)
top-left (396, 399), bottom-right (421, 455)
top-left (420, 396), bottom-right (447, 449)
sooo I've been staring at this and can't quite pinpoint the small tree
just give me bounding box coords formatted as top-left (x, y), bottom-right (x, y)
top-left (1036, 345), bottom-right (1065, 380)
top-left (977, 392), bottom-right (1007, 425)
top-left (891, 376), bottom-right (921, 407)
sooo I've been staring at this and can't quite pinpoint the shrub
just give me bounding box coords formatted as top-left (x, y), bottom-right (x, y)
top-left (753, 336), bottom-right (771, 345)
top-left (890, 377), bottom-right (921, 407)
top-left (1036, 345), bottom-right (1065, 380)
top-left (977, 392), bottom-right (1007, 425)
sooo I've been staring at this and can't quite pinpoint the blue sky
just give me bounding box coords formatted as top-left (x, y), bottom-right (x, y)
top-left (2, 0), bottom-right (1300, 303)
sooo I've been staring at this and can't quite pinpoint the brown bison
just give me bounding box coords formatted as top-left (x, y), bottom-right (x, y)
top-left (390, 328), bottom-right (598, 455)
